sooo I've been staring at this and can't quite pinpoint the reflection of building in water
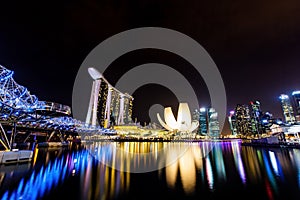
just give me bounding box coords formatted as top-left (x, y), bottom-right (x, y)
top-left (1, 149), bottom-right (88, 200)
top-left (90, 141), bottom-right (166, 172)
top-left (4, 147), bottom-right (131, 200)
top-left (241, 146), bottom-right (262, 183)
top-left (4, 141), bottom-right (299, 199)
top-left (84, 142), bottom-right (132, 198)
top-left (292, 149), bottom-right (300, 188)
top-left (241, 144), bottom-right (300, 199)
top-left (86, 68), bottom-right (133, 128)
top-left (231, 141), bottom-right (246, 184)
top-left (80, 157), bottom-right (130, 200)
top-left (161, 141), bottom-right (299, 197)
top-left (163, 142), bottom-right (221, 194)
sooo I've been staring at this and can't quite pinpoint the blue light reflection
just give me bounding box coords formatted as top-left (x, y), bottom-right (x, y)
top-left (2, 150), bottom-right (90, 200)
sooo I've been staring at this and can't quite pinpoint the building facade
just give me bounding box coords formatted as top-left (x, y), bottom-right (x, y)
top-left (249, 101), bottom-right (263, 134)
top-left (208, 108), bottom-right (220, 138)
top-left (279, 94), bottom-right (295, 124)
top-left (292, 91), bottom-right (300, 121)
top-left (194, 107), bottom-right (220, 137)
top-left (228, 110), bottom-right (237, 135)
top-left (86, 68), bottom-right (134, 128)
top-left (198, 108), bottom-right (208, 135)
top-left (234, 104), bottom-right (252, 135)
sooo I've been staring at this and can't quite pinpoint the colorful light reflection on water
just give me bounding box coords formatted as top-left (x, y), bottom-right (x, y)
top-left (0, 141), bottom-right (300, 200)
top-left (1, 149), bottom-right (87, 200)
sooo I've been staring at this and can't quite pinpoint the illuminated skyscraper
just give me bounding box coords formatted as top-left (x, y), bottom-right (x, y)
top-left (249, 101), bottom-right (263, 134)
top-left (279, 94), bottom-right (295, 124)
top-left (96, 78), bottom-right (109, 127)
top-left (208, 108), bottom-right (220, 138)
top-left (235, 104), bottom-right (252, 135)
top-left (86, 68), bottom-right (134, 128)
top-left (192, 109), bottom-right (200, 121)
top-left (292, 91), bottom-right (300, 121)
top-left (198, 107), bottom-right (208, 135)
top-left (228, 111), bottom-right (237, 135)
top-left (194, 107), bottom-right (219, 137)
top-left (122, 95), bottom-right (134, 124)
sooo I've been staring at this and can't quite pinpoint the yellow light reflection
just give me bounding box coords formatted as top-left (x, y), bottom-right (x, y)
top-left (242, 147), bottom-right (262, 183)
top-left (164, 142), bottom-right (220, 194)
top-left (179, 148), bottom-right (196, 194)
top-left (79, 142), bottom-right (131, 200)
top-left (165, 157), bottom-right (178, 189)
top-left (32, 147), bottom-right (39, 167)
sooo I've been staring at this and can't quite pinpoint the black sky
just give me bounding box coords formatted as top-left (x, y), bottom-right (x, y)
top-left (0, 0), bottom-right (300, 133)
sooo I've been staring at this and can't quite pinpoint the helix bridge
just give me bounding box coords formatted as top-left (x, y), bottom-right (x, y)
top-left (0, 64), bottom-right (116, 151)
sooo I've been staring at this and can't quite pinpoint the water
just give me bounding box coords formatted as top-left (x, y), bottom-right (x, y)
top-left (1, 140), bottom-right (300, 200)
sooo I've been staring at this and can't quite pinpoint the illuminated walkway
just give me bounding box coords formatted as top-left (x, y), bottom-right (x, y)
top-left (0, 65), bottom-right (80, 148)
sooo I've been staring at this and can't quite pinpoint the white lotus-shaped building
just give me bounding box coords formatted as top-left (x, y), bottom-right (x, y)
top-left (157, 103), bottom-right (199, 133)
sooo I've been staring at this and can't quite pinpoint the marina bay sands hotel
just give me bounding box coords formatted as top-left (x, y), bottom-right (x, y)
top-left (85, 68), bottom-right (134, 128)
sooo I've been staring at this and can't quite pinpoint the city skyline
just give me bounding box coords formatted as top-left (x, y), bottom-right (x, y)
top-left (0, 1), bottom-right (299, 133)
top-left (226, 91), bottom-right (300, 135)
top-left (1, 2), bottom-right (300, 199)
top-left (2, 61), bottom-right (298, 137)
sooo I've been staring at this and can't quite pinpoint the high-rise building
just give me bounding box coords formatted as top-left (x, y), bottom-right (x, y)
top-left (195, 107), bottom-right (220, 137)
top-left (122, 95), bottom-right (134, 124)
top-left (208, 108), bottom-right (220, 138)
top-left (235, 104), bottom-right (252, 135)
top-left (86, 68), bottom-right (134, 128)
top-left (292, 91), bottom-right (300, 121)
top-left (109, 88), bottom-right (121, 126)
top-left (279, 94), bottom-right (295, 124)
top-left (96, 78), bottom-right (109, 127)
top-left (260, 111), bottom-right (275, 133)
top-left (249, 101), bottom-right (263, 134)
top-left (192, 109), bottom-right (200, 133)
top-left (198, 107), bottom-right (208, 135)
top-left (192, 109), bottom-right (200, 122)
top-left (96, 81), bottom-right (133, 127)
top-left (228, 110), bottom-right (237, 135)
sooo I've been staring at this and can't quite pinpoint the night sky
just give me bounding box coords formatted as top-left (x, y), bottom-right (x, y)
top-left (0, 0), bottom-right (299, 133)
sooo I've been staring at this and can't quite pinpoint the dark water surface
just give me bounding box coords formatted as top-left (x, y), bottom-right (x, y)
top-left (1, 140), bottom-right (300, 200)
